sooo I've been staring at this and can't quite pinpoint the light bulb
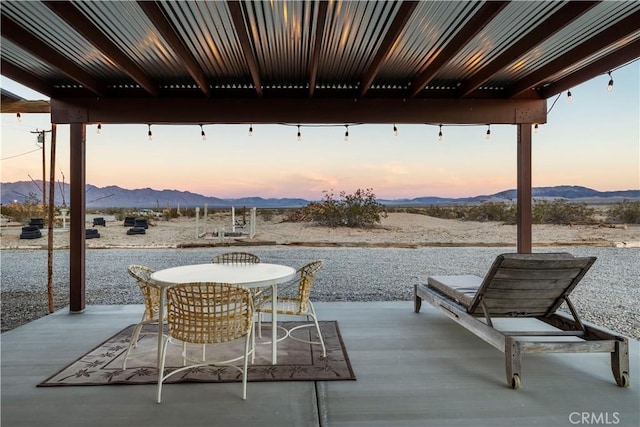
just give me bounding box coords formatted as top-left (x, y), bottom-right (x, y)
top-left (344, 125), bottom-right (349, 141)
top-left (485, 125), bottom-right (491, 140)
top-left (438, 125), bottom-right (443, 141)
top-left (607, 72), bottom-right (614, 92)
top-left (96, 123), bottom-right (102, 134)
top-left (147, 124), bottom-right (153, 141)
top-left (248, 124), bottom-right (253, 137)
top-left (567, 90), bottom-right (573, 102)
top-left (200, 125), bottom-right (206, 141)
top-left (16, 112), bottom-right (22, 122)
top-left (533, 123), bottom-right (539, 134)
top-left (297, 125), bottom-right (302, 141)
top-left (393, 124), bottom-right (398, 137)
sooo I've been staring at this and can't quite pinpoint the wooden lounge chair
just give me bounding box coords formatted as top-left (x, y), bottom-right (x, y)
top-left (414, 252), bottom-right (630, 389)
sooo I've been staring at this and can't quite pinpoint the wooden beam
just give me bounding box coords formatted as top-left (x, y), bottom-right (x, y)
top-left (69, 123), bottom-right (86, 313)
top-left (1, 16), bottom-right (107, 96)
top-left (43, 1), bottom-right (160, 97)
top-left (358, 1), bottom-right (419, 98)
top-left (0, 100), bottom-right (51, 114)
top-left (408, 1), bottom-right (509, 98)
top-left (50, 97), bottom-right (546, 125)
top-left (541, 39), bottom-right (640, 99)
top-left (138, 1), bottom-right (210, 97)
top-left (227, 0), bottom-right (263, 97)
top-left (517, 124), bottom-right (532, 254)
top-left (507, 10), bottom-right (640, 99)
top-left (0, 60), bottom-right (54, 98)
top-left (308, 0), bottom-right (329, 98)
top-left (459, 1), bottom-right (600, 98)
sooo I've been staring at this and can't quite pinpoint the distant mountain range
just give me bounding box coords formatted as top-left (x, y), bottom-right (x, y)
top-left (1, 181), bottom-right (639, 209)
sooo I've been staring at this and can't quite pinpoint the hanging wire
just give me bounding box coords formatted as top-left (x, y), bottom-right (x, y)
top-left (1, 147), bottom-right (42, 161)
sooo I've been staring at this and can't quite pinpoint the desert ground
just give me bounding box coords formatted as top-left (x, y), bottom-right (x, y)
top-left (1, 211), bottom-right (639, 249)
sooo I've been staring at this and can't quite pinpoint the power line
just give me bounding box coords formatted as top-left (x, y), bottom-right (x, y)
top-left (0, 147), bottom-right (41, 160)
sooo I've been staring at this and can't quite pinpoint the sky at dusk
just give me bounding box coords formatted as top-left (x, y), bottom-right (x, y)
top-left (1, 62), bottom-right (638, 201)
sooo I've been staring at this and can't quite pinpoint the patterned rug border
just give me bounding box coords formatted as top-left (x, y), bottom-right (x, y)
top-left (38, 320), bottom-right (355, 387)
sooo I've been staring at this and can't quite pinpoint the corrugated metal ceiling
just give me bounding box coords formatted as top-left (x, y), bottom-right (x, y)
top-left (1, 0), bottom-right (638, 100)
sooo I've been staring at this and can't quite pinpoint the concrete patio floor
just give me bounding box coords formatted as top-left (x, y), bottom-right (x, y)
top-left (1, 301), bottom-right (638, 427)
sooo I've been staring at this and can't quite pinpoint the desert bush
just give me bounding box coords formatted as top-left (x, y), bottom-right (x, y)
top-left (0, 194), bottom-right (45, 223)
top-left (531, 199), bottom-right (595, 224)
top-left (466, 202), bottom-right (518, 223)
top-left (286, 189), bottom-right (386, 228)
top-left (606, 201), bottom-right (640, 224)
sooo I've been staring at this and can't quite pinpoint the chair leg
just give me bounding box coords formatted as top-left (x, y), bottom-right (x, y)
top-left (505, 337), bottom-right (522, 390)
top-left (122, 322), bottom-right (144, 369)
top-left (156, 336), bottom-right (170, 403)
top-left (309, 303), bottom-right (326, 357)
top-left (242, 330), bottom-right (251, 400)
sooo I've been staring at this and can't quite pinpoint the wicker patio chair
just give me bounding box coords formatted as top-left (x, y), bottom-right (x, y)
top-left (157, 283), bottom-right (254, 402)
top-left (256, 260), bottom-right (326, 357)
top-left (122, 264), bottom-right (162, 369)
top-left (211, 251), bottom-right (267, 303)
top-left (210, 252), bottom-right (260, 264)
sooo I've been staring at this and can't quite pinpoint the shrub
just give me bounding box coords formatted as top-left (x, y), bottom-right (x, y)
top-left (531, 199), bottom-right (595, 224)
top-left (0, 195), bottom-right (45, 223)
top-left (606, 200), bottom-right (640, 224)
top-left (286, 189), bottom-right (386, 228)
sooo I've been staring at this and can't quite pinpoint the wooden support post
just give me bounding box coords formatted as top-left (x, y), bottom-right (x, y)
top-left (517, 124), bottom-right (532, 253)
top-left (46, 124), bottom-right (57, 313)
top-left (69, 123), bottom-right (86, 313)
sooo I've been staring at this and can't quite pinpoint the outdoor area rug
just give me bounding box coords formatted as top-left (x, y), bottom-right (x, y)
top-left (38, 321), bottom-right (355, 386)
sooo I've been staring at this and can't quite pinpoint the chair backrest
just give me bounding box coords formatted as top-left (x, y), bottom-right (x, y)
top-left (295, 260), bottom-right (324, 310)
top-left (166, 283), bottom-right (253, 344)
top-left (211, 252), bottom-right (260, 264)
top-left (468, 253), bottom-right (596, 317)
top-left (128, 264), bottom-right (159, 320)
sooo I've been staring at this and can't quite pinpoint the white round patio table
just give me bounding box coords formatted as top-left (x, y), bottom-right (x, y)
top-left (150, 263), bottom-right (296, 365)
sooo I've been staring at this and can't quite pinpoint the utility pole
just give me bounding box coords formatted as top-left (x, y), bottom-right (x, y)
top-left (31, 129), bottom-right (52, 214)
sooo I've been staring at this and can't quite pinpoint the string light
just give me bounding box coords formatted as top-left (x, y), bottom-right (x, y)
top-left (96, 123), bottom-right (102, 134)
top-left (16, 112), bottom-right (21, 122)
top-left (248, 124), bottom-right (253, 137)
top-left (607, 71), bottom-right (614, 92)
top-left (296, 125), bottom-right (302, 141)
top-left (533, 123), bottom-right (539, 134)
top-left (438, 124), bottom-right (443, 141)
top-left (147, 124), bottom-right (153, 141)
top-left (200, 124), bottom-right (206, 141)
top-left (393, 124), bottom-right (398, 137)
top-left (567, 90), bottom-right (573, 102)
top-left (344, 125), bottom-right (349, 141)
top-left (485, 124), bottom-right (491, 140)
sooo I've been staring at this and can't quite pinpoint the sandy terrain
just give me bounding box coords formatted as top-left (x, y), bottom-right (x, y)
top-left (2, 211), bottom-right (639, 249)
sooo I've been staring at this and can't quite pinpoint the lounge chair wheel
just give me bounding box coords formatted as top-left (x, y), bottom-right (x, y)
top-left (618, 373), bottom-right (630, 388)
top-left (510, 374), bottom-right (520, 390)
